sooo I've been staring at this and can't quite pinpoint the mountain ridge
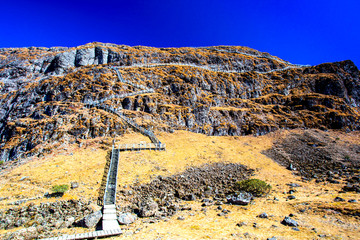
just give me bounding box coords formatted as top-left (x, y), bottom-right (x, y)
top-left (0, 42), bottom-right (359, 162)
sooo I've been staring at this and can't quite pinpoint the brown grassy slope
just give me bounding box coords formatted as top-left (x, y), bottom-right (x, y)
top-left (0, 129), bottom-right (359, 239)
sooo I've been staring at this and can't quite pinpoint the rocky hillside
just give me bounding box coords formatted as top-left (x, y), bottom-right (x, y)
top-left (0, 42), bottom-right (359, 162)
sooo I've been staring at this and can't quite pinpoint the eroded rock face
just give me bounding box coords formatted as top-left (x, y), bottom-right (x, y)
top-left (0, 43), bottom-right (359, 162)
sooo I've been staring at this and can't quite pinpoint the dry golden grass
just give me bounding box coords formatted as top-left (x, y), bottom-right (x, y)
top-left (0, 130), bottom-right (359, 239)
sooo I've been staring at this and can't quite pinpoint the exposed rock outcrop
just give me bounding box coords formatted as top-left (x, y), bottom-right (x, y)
top-left (0, 43), bottom-right (359, 162)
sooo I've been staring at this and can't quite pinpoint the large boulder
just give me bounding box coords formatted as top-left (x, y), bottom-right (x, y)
top-left (281, 216), bottom-right (299, 227)
top-left (12, 226), bottom-right (38, 240)
top-left (226, 192), bottom-right (253, 205)
top-left (138, 200), bottom-right (158, 217)
top-left (117, 212), bottom-right (137, 225)
top-left (82, 210), bottom-right (102, 228)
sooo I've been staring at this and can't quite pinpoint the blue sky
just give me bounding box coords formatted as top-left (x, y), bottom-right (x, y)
top-left (1, 0), bottom-right (359, 66)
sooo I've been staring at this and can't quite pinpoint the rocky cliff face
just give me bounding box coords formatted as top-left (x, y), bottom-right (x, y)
top-left (0, 42), bottom-right (359, 162)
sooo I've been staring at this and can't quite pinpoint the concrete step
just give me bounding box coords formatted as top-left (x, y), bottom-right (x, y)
top-left (103, 208), bottom-right (117, 214)
top-left (104, 204), bottom-right (116, 209)
top-left (102, 219), bottom-right (121, 231)
top-left (102, 213), bottom-right (118, 220)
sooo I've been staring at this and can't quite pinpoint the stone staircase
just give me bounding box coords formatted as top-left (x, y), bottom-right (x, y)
top-left (102, 147), bottom-right (120, 230)
top-left (43, 65), bottom-right (165, 239)
top-left (102, 204), bottom-right (120, 231)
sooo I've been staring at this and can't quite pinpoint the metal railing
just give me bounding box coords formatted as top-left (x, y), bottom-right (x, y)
top-left (103, 146), bottom-right (120, 205)
top-left (110, 67), bottom-right (151, 90)
top-left (117, 142), bottom-right (166, 151)
top-left (83, 88), bottom-right (154, 105)
top-left (114, 61), bottom-right (310, 74)
top-left (85, 101), bottom-right (161, 144)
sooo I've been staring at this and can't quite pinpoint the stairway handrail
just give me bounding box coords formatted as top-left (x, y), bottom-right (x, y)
top-left (104, 144), bottom-right (115, 204)
top-left (114, 62), bottom-right (310, 74)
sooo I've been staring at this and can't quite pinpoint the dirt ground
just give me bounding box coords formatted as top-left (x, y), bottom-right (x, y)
top-left (0, 129), bottom-right (359, 239)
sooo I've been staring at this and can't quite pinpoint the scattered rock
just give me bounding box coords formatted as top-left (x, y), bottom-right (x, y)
top-left (348, 199), bottom-right (357, 203)
top-left (334, 197), bottom-right (345, 202)
top-left (177, 216), bottom-right (185, 220)
top-left (287, 195), bottom-right (296, 200)
top-left (264, 130), bottom-right (360, 185)
top-left (186, 194), bottom-right (196, 201)
top-left (287, 183), bottom-right (301, 187)
top-left (180, 205), bottom-right (192, 211)
top-left (292, 227), bottom-right (300, 231)
top-left (222, 209), bottom-right (230, 214)
top-left (287, 164), bottom-right (296, 171)
top-left (328, 179), bottom-right (340, 184)
top-left (11, 226), bottom-right (38, 239)
top-left (129, 163), bottom-right (253, 218)
top-left (0, 199), bottom-right (92, 234)
top-left (226, 192), bottom-right (253, 205)
top-left (343, 184), bottom-right (360, 193)
top-left (139, 200), bottom-right (159, 217)
top-left (19, 176), bottom-right (29, 181)
top-left (257, 212), bottom-right (268, 218)
top-left (118, 213), bottom-right (137, 225)
top-left (64, 217), bottom-right (75, 228)
top-left (267, 237), bottom-right (277, 240)
top-left (71, 182), bottom-right (79, 189)
top-left (54, 220), bottom-right (64, 229)
top-left (281, 216), bottom-right (298, 227)
top-left (236, 222), bottom-right (247, 227)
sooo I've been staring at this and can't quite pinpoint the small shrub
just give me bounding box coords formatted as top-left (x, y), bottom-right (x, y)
top-left (52, 184), bottom-right (69, 194)
top-left (0, 160), bottom-right (4, 165)
top-left (190, 225), bottom-right (201, 230)
top-left (235, 179), bottom-right (272, 197)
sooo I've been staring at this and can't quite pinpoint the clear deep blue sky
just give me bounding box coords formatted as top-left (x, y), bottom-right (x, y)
top-left (1, 0), bottom-right (359, 66)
